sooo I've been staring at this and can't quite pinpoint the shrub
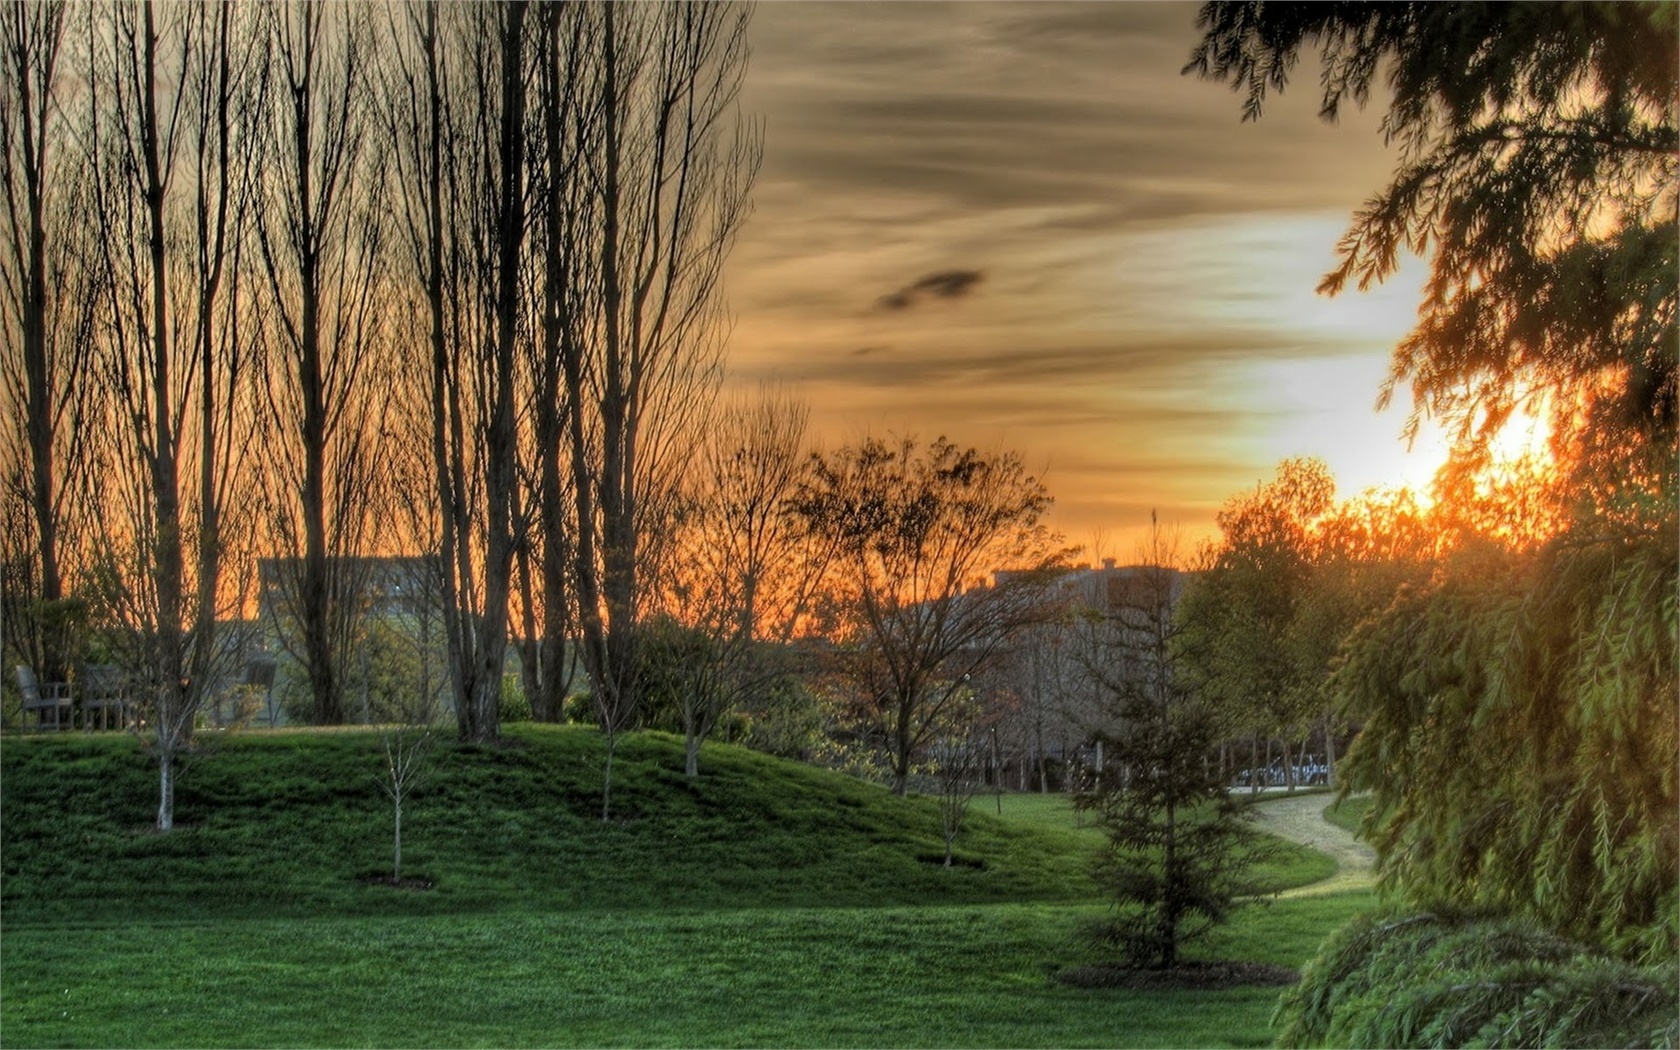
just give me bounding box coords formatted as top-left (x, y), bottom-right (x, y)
top-left (499, 674), bottom-right (530, 724)
top-left (1275, 909), bottom-right (1680, 1049)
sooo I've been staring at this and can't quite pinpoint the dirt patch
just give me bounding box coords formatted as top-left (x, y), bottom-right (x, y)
top-left (1055, 961), bottom-right (1299, 991)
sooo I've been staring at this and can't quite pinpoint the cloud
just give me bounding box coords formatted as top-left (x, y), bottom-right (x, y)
top-left (743, 2), bottom-right (1394, 235)
top-left (726, 2), bottom-right (1418, 551)
top-left (875, 269), bottom-right (985, 312)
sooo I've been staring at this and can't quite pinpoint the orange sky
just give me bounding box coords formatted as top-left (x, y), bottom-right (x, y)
top-left (722, 1), bottom-right (1454, 558)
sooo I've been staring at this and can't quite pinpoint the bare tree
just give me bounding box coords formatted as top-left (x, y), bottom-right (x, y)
top-left (84, 0), bottom-right (263, 827)
top-left (557, 1), bottom-right (759, 816)
top-left (376, 725), bottom-right (430, 883)
top-left (382, 1), bottom-right (533, 744)
top-left (375, 668), bottom-right (438, 885)
top-left (931, 702), bottom-right (988, 868)
top-left (652, 386), bottom-right (823, 776)
top-left (0, 0), bottom-right (101, 683)
top-left (793, 436), bottom-right (1070, 796)
top-left (511, 0), bottom-right (587, 727)
top-left (254, 0), bottom-right (388, 726)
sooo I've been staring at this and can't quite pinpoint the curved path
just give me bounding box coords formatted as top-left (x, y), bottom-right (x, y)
top-left (1251, 793), bottom-right (1377, 897)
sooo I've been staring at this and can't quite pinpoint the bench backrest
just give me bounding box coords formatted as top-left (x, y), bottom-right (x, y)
top-left (14, 665), bottom-right (41, 703)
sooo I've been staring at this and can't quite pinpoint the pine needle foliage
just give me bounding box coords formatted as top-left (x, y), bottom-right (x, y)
top-left (1075, 702), bottom-right (1277, 970)
top-left (1275, 909), bottom-right (1680, 1048)
top-left (1334, 517), bottom-right (1678, 960)
top-left (1073, 545), bottom-right (1278, 970)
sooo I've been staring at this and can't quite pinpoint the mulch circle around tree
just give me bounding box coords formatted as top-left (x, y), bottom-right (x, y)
top-left (357, 874), bottom-right (434, 891)
top-left (1054, 961), bottom-right (1298, 991)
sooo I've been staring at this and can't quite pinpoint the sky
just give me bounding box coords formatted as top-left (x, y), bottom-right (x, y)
top-left (722, 1), bottom-right (1452, 559)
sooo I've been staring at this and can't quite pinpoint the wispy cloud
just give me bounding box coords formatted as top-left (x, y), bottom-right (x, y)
top-left (726, 1), bottom-right (1422, 550)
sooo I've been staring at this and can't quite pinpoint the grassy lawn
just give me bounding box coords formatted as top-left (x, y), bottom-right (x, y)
top-left (1, 726), bottom-right (1369, 1047)
top-left (1321, 794), bottom-right (1373, 837)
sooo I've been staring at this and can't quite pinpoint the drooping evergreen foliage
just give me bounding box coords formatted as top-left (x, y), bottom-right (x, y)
top-left (1275, 909), bottom-right (1680, 1048)
top-left (1188, 0), bottom-right (1680, 968)
top-left (1336, 519), bottom-right (1679, 960)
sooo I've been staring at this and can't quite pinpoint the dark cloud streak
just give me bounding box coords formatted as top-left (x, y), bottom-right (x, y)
top-left (875, 268), bottom-right (985, 311)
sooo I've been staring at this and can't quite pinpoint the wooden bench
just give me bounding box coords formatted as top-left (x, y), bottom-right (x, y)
top-left (15, 665), bottom-right (72, 730)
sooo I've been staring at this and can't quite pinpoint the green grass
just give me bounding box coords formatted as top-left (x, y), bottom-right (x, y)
top-left (2, 893), bottom-right (1380, 1048)
top-left (989, 785), bottom-right (1339, 892)
top-left (1, 726), bottom-right (1106, 923)
top-left (1, 726), bottom-right (1368, 1047)
top-left (1322, 794), bottom-right (1373, 838)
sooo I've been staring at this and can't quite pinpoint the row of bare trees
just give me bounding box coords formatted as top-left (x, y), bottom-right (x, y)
top-left (6, 1), bottom-right (1089, 831)
top-left (1, 0), bottom-right (758, 824)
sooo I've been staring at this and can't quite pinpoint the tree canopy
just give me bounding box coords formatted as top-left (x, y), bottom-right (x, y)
top-left (1189, 1), bottom-right (1679, 962)
top-left (1177, 458), bottom-right (1336, 774)
top-left (792, 436), bottom-right (1067, 796)
top-left (1187, 2), bottom-right (1677, 497)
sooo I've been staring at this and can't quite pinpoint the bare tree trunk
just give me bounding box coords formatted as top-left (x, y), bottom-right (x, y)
top-left (459, 0), bottom-right (530, 746)
top-left (7, 1), bottom-right (62, 657)
top-left (140, 0), bottom-right (187, 830)
top-left (157, 753), bottom-right (174, 831)
top-left (257, 1), bottom-right (387, 727)
top-left (600, 734), bottom-right (616, 822)
top-left (0, 0), bottom-right (101, 685)
top-left (892, 689), bottom-right (914, 795)
top-left (528, 7), bottom-right (580, 725)
top-left (1324, 713), bottom-right (1337, 790)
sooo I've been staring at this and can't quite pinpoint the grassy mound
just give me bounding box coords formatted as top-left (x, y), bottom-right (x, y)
top-left (3, 725), bottom-right (1116, 924)
top-left (2, 725), bottom-right (1332, 925)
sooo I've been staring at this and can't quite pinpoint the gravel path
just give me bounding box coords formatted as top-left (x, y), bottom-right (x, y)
top-left (1251, 792), bottom-right (1377, 897)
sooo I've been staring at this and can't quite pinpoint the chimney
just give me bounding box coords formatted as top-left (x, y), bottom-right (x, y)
top-left (1102, 558), bottom-right (1116, 571)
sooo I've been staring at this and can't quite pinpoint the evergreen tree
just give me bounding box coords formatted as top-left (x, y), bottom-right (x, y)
top-left (1188, 2), bottom-right (1678, 960)
top-left (1074, 523), bottom-right (1274, 969)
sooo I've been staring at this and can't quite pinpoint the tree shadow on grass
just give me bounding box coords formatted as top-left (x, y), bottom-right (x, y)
top-left (1054, 961), bottom-right (1297, 991)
